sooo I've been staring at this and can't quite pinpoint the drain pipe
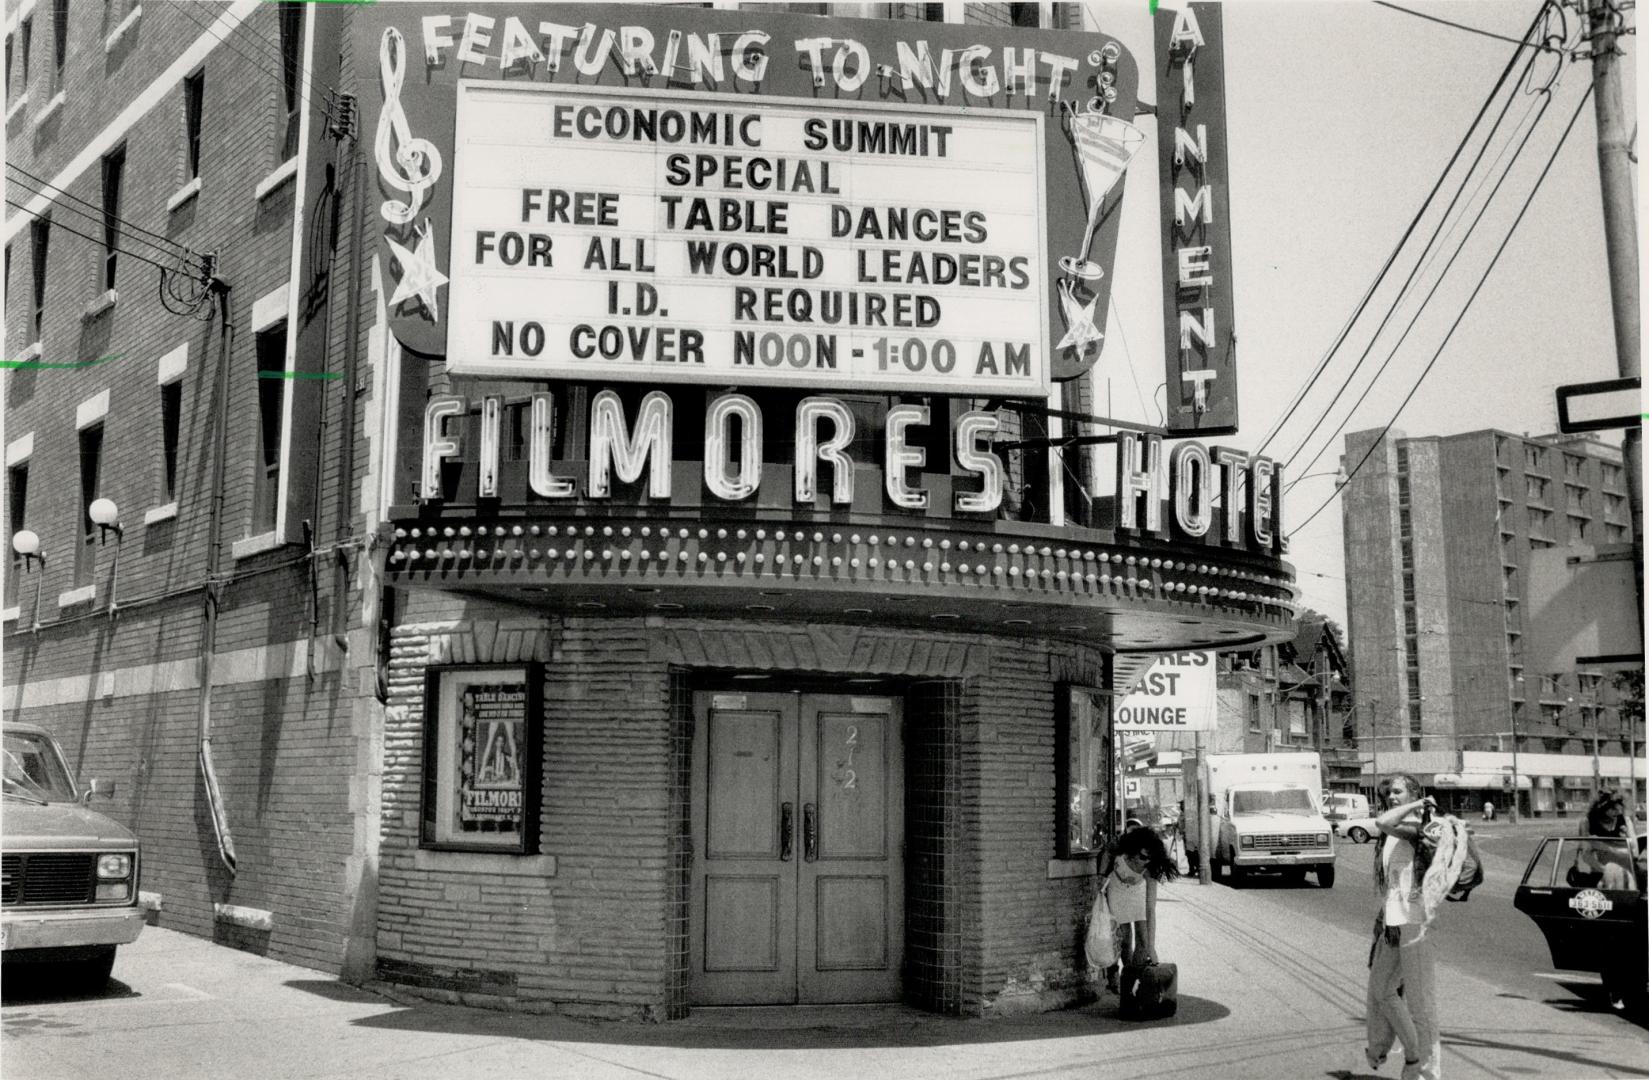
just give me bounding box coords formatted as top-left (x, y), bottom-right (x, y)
top-left (199, 278), bottom-right (238, 876)
top-left (331, 93), bottom-right (365, 653)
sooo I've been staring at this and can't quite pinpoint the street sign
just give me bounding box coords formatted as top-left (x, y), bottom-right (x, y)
top-left (1555, 376), bottom-right (1641, 433)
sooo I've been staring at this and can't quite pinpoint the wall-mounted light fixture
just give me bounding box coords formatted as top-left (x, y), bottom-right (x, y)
top-left (88, 498), bottom-right (124, 619)
top-left (11, 529), bottom-right (46, 633)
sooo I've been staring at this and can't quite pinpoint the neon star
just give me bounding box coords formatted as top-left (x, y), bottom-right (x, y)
top-left (386, 217), bottom-right (448, 321)
top-left (1056, 279), bottom-right (1103, 354)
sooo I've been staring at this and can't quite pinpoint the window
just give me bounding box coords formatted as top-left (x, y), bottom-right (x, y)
top-left (1009, 2), bottom-right (1040, 27)
top-left (4, 34), bottom-right (11, 103)
top-left (277, 2), bottom-right (304, 160)
top-left (1601, 463), bottom-right (1623, 490)
top-left (1606, 523), bottom-right (1629, 543)
top-left (19, 18), bottom-right (31, 92)
top-left (1569, 516), bottom-right (1589, 542)
top-left (1604, 493), bottom-right (1625, 520)
top-left (30, 216), bottom-right (48, 341)
top-left (1529, 507), bottom-right (1552, 536)
top-left (1247, 693), bottom-right (1261, 732)
top-left (160, 380), bottom-right (182, 502)
top-left (253, 322), bottom-right (287, 532)
top-left (922, 2), bottom-right (946, 19)
top-left (76, 424), bottom-right (103, 587)
top-left (1525, 476), bottom-right (1548, 502)
top-left (183, 70), bottom-right (205, 179)
top-left (1565, 484), bottom-right (1587, 511)
top-left (7, 462), bottom-right (28, 603)
top-left (50, 0), bottom-right (67, 90)
top-left (101, 145), bottom-right (124, 290)
top-left (1525, 445), bottom-right (1546, 472)
top-left (1563, 455), bottom-right (1583, 480)
top-left (1059, 685), bottom-right (1110, 857)
top-left (422, 665), bottom-right (541, 853)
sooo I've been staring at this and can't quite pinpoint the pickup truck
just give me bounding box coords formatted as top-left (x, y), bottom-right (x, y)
top-left (3, 722), bottom-right (143, 988)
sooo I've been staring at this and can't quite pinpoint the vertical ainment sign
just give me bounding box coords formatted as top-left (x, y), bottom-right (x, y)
top-left (1154, 2), bottom-right (1237, 435)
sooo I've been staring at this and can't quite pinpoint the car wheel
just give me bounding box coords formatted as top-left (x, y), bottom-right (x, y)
top-left (1317, 866), bottom-right (1336, 889)
top-left (1348, 827), bottom-right (1370, 844)
top-left (70, 947), bottom-right (116, 991)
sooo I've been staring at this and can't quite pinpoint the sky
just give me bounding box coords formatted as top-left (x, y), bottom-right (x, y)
top-left (1079, 0), bottom-right (1636, 629)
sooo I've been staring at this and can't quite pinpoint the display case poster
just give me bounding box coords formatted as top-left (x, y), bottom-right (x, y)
top-left (452, 676), bottom-right (527, 838)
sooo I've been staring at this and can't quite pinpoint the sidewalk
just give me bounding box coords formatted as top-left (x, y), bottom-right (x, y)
top-left (4, 884), bottom-right (1644, 1080)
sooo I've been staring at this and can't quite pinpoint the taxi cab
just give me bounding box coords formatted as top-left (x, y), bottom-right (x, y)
top-left (1513, 834), bottom-right (1646, 1014)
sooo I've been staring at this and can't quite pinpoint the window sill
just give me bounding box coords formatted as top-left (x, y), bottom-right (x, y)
top-left (1, 606), bottom-right (18, 623)
top-left (5, 93), bottom-right (27, 124)
top-left (104, 2), bottom-right (141, 51)
top-left (231, 530), bottom-right (283, 560)
top-left (33, 89), bottom-right (64, 127)
top-left (253, 157), bottom-right (298, 202)
top-left (412, 849), bottom-right (556, 877)
top-left (143, 502), bottom-right (178, 526)
top-left (17, 341), bottom-right (41, 362)
top-left (57, 585), bottom-right (96, 608)
top-left (166, 176), bottom-right (201, 213)
top-left (82, 289), bottom-right (119, 321)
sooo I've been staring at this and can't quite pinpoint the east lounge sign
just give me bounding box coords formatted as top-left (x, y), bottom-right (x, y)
top-left (1154, 2), bottom-right (1238, 434)
top-left (356, 5), bottom-right (1143, 398)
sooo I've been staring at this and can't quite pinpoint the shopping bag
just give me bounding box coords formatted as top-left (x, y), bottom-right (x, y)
top-left (1084, 887), bottom-right (1117, 971)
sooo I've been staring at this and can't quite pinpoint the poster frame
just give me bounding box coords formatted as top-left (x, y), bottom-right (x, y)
top-left (420, 662), bottom-right (544, 855)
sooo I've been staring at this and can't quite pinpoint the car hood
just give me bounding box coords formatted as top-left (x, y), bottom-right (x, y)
top-left (2, 801), bottom-right (137, 847)
top-left (1232, 812), bottom-right (1326, 831)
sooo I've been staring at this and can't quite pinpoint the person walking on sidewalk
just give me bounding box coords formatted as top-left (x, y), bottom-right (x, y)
top-left (1364, 774), bottom-right (1441, 1080)
top-left (1106, 825), bottom-right (1179, 975)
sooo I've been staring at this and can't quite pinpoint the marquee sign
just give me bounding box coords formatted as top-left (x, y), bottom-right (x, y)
top-left (446, 84), bottom-right (1050, 395)
top-left (353, 5), bottom-right (1142, 397)
top-left (1154, 1), bottom-right (1238, 434)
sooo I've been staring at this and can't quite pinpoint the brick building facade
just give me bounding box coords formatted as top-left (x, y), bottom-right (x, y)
top-left (5, 1), bottom-right (1298, 1020)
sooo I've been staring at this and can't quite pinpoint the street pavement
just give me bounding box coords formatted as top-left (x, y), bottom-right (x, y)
top-left (3, 874), bottom-right (1645, 1080)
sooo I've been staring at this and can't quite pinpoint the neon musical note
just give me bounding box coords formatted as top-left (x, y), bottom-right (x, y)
top-left (375, 28), bottom-right (443, 226)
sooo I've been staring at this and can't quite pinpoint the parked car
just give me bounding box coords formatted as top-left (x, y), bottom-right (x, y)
top-left (2, 723), bottom-right (143, 989)
top-left (1333, 814), bottom-right (1380, 844)
top-left (1513, 834), bottom-right (1646, 1014)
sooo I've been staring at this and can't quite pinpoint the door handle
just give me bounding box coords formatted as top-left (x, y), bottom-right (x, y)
top-left (780, 802), bottom-right (794, 861)
top-left (803, 802), bottom-right (817, 862)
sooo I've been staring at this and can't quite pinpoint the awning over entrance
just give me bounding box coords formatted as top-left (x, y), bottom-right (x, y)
top-left (1433, 771), bottom-right (1531, 791)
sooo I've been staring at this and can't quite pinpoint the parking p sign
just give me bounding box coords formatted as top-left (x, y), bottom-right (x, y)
top-left (1116, 652), bottom-right (1217, 731)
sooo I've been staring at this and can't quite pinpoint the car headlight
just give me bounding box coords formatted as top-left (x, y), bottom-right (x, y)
top-left (1317, 833), bottom-right (1330, 845)
top-left (1240, 835), bottom-right (1254, 848)
top-left (97, 853), bottom-right (132, 879)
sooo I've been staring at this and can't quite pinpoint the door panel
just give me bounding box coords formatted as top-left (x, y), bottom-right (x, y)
top-left (798, 696), bottom-right (904, 1003)
top-left (691, 694), bottom-right (798, 1004)
top-left (691, 691), bottom-right (902, 1006)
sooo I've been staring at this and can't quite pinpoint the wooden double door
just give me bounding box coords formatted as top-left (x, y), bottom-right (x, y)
top-left (689, 691), bottom-right (904, 1005)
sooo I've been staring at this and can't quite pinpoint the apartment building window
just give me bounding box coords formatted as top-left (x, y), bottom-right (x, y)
top-left (278, 2), bottom-right (304, 160)
top-left (1528, 507), bottom-right (1552, 536)
top-left (1503, 565), bottom-right (1516, 591)
top-left (1601, 463), bottom-right (1623, 490)
top-left (1564, 484), bottom-right (1588, 512)
top-left (922, 2), bottom-right (946, 18)
top-left (1403, 605), bottom-right (1418, 635)
top-left (160, 380), bottom-right (182, 502)
top-left (19, 18), bottom-right (31, 95)
top-left (253, 322), bottom-right (287, 532)
top-left (1606, 523), bottom-right (1629, 543)
top-left (1563, 455), bottom-right (1583, 480)
top-left (1604, 493), bottom-right (1625, 520)
top-left (101, 145), bottom-right (124, 290)
top-left (1569, 516), bottom-right (1589, 542)
top-left (1525, 445), bottom-right (1546, 472)
top-left (1398, 507), bottom-right (1411, 538)
top-left (1396, 474), bottom-right (1411, 504)
top-left (76, 424), bottom-right (103, 588)
top-left (50, 0), bottom-right (67, 91)
top-left (30, 216), bottom-right (48, 341)
top-left (1008, 2), bottom-right (1040, 27)
top-left (184, 70), bottom-right (205, 179)
top-left (1246, 694), bottom-right (1261, 732)
top-left (1525, 476), bottom-right (1548, 503)
top-left (7, 462), bottom-right (27, 604)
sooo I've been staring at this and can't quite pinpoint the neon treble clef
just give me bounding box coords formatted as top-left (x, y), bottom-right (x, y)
top-left (376, 28), bottom-right (443, 226)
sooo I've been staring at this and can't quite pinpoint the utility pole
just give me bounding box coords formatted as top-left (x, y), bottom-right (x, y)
top-left (1585, 0), bottom-right (1643, 626)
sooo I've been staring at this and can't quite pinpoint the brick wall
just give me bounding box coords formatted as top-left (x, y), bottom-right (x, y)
top-left (377, 588), bottom-right (1107, 1018)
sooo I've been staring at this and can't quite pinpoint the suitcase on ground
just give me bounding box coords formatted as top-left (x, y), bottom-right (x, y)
top-left (1118, 961), bottom-right (1177, 1020)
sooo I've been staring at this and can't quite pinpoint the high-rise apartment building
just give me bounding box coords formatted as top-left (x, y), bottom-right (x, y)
top-left (1341, 427), bottom-right (1640, 811)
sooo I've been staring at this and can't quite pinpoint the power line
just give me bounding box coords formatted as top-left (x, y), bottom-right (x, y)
top-left (170, 1), bottom-right (342, 129)
top-left (5, 199), bottom-right (195, 278)
top-left (1251, 2), bottom-right (1558, 462)
top-left (1373, 0), bottom-right (1570, 53)
top-left (5, 167), bottom-right (208, 273)
top-left (1290, 83), bottom-right (1597, 536)
top-left (1285, 81), bottom-right (1562, 483)
top-left (6, 163), bottom-right (208, 270)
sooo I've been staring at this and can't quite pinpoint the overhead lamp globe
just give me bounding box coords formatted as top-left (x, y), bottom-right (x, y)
top-left (11, 529), bottom-right (39, 557)
top-left (89, 498), bottom-right (121, 528)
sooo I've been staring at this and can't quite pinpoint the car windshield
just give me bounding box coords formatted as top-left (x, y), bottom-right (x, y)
top-left (1232, 787), bottom-right (1316, 815)
top-left (3, 730), bottom-right (78, 804)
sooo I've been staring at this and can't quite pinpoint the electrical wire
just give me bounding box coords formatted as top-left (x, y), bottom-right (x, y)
top-left (1250, 2), bottom-right (1558, 462)
top-left (4, 199), bottom-right (195, 277)
top-left (5, 168), bottom-right (209, 273)
top-left (1289, 84), bottom-right (1597, 537)
top-left (1285, 79), bottom-right (1561, 485)
top-left (1275, 44), bottom-right (1549, 472)
top-left (6, 163), bottom-right (209, 270)
top-left (1373, 0), bottom-right (1569, 53)
top-left (170, 1), bottom-right (342, 129)
top-left (1106, 291), bottom-right (1151, 423)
